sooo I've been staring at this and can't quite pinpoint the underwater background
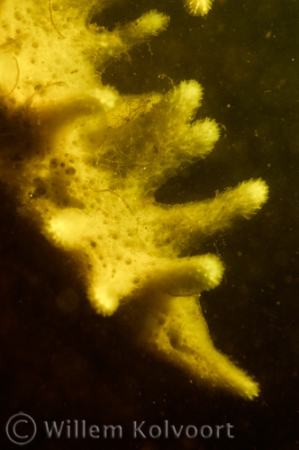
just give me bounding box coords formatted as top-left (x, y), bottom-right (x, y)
top-left (1, 0), bottom-right (298, 448)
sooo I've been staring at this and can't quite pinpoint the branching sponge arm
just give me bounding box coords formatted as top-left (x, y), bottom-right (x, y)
top-left (148, 179), bottom-right (269, 252)
top-left (184, 0), bottom-right (214, 16)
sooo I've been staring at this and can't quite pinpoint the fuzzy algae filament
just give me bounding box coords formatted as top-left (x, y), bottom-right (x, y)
top-left (0, 0), bottom-right (268, 399)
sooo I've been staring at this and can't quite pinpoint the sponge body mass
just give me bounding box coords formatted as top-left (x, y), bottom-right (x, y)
top-left (0, 0), bottom-right (268, 399)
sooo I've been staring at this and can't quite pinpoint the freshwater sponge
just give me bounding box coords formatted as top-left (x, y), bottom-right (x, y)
top-left (0, 0), bottom-right (268, 399)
